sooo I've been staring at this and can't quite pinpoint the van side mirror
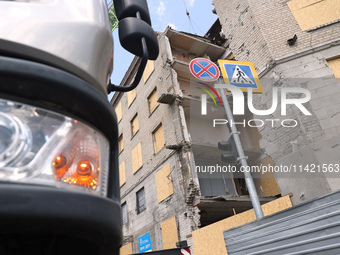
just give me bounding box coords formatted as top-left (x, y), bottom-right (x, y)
top-left (118, 17), bottom-right (158, 60)
top-left (114, 0), bottom-right (151, 25)
top-left (107, 0), bottom-right (159, 93)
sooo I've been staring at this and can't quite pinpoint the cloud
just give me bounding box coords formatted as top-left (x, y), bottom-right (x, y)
top-left (187, 0), bottom-right (195, 7)
top-left (168, 23), bottom-right (177, 29)
top-left (157, 1), bottom-right (166, 17)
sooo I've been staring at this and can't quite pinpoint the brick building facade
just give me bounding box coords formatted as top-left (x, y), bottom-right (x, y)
top-left (112, 26), bottom-right (276, 254)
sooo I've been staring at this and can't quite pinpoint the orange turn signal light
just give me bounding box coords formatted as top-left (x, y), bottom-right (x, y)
top-left (52, 154), bottom-right (68, 178)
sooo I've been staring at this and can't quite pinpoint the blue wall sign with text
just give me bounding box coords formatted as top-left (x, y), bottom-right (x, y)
top-left (138, 232), bottom-right (152, 253)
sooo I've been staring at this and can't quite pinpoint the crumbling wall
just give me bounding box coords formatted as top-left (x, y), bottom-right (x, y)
top-left (212, 0), bottom-right (272, 72)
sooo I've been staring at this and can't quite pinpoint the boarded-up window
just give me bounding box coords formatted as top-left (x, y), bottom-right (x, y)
top-left (155, 163), bottom-right (174, 203)
top-left (160, 217), bottom-right (178, 249)
top-left (143, 60), bottom-right (155, 83)
top-left (115, 101), bottom-right (122, 122)
top-left (131, 114), bottom-right (139, 136)
top-left (328, 58), bottom-right (340, 80)
top-left (148, 88), bottom-right (159, 114)
top-left (287, 0), bottom-right (340, 31)
top-left (127, 89), bottom-right (136, 107)
top-left (119, 161), bottom-right (126, 187)
top-left (118, 135), bottom-right (124, 153)
top-left (122, 202), bottom-right (128, 224)
top-left (120, 242), bottom-right (133, 255)
top-left (132, 143), bottom-right (143, 173)
top-left (153, 124), bottom-right (165, 153)
top-left (136, 187), bottom-right (146, 214)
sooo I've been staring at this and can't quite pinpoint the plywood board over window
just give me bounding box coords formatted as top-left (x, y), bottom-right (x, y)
top-left (120, 242), bottom-right (132, 255)
top-left (328, 58), bottom-right (340, 79)
top-left (119, 161), bottom-right (126, 187)
top-left (132, 143), bottom-right (143, 173)
top-left (143, 60), bottom-right (155, 83)
top-left (153, 124), bottom-right (165, 153)
top-left (115, 101), bottom-right (122, 122)
top-left (127, 89), bottom-right (136, 107)
top-left (287, 0), bottom-right (340, 31)
top-left (192, 195), bottom-right (293, 255)
top-left (131, 114), bottom-right (139, 136)
top-left (161, 217), bottom-right (179, 250)
top-left (148, 88), bottom-right (159, 114)
top-left (118, 135), bottom-right (124, 153)
top-left (155, 163), bottom-right (174, 203)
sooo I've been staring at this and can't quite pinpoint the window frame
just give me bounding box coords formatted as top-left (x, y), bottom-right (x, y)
top-left (147, 87), bottom-right (159, 115)
top-left (152, 123), bottom-right (165, 154)
top-left (130, 113), bottom-right (139, 138)
top-left (118, 134), bottom-right (124, 153)
top-left (136, 187), bottom-right (146, 214)
top-left (143, 60), bottom-right (155, 83)
top-left (122, 202), bottom-right (128, 224)
top-left (127, 88), bottom-right (136, 108)
top-left (115, 101), bottom-right (123, 123)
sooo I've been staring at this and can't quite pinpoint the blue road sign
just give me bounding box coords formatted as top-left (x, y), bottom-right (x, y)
top-left (218, 60), bottom-right (263, 93)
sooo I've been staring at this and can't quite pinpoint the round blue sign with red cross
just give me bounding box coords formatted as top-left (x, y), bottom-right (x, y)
top-left (189, 58), bottom-right (220, 82)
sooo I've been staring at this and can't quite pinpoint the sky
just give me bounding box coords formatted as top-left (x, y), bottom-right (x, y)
top-left (108, 0), bottom-right (217, 100)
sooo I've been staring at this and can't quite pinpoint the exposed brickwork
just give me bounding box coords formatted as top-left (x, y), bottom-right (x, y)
top-left (212, 0), bottom-right (272, 72)
top-left (213, 0), bottom-right (340, 72)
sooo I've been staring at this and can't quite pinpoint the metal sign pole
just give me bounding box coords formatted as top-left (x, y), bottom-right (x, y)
top-left (216, 79), bottom-right (264, 219)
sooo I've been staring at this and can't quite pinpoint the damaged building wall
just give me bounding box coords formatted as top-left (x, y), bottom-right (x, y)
top-left (213, 0), bottom-right (340, 72)
top-left (258, 47), bottom-right (340, 205)
top-left (213, 0), bottom-right (340, 205)
top-left (212, 0), bottom-right (272, 72)
top-left (112, 31), bottom-right (203, 254)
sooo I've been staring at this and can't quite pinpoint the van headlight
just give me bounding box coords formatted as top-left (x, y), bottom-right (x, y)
top-left (0, 98), bottom-right (109, 197)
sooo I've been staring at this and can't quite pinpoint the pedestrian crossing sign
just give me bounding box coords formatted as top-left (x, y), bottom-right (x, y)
top-left (218, 60), bottom-right (263, 93)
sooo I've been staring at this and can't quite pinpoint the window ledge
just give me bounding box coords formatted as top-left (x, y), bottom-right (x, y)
top-left (133, 165), bottom-right (143, 175)
top-left (128, 97), bottom-right (137, 109)
top-left (154, 145), bottom-right (166, 155)
top-left (136, 208), bottom-right (146, 215)
top-left (131, 130), bottom-right (139, 140)
top-left (148, 104), bottom-right (160, 118)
